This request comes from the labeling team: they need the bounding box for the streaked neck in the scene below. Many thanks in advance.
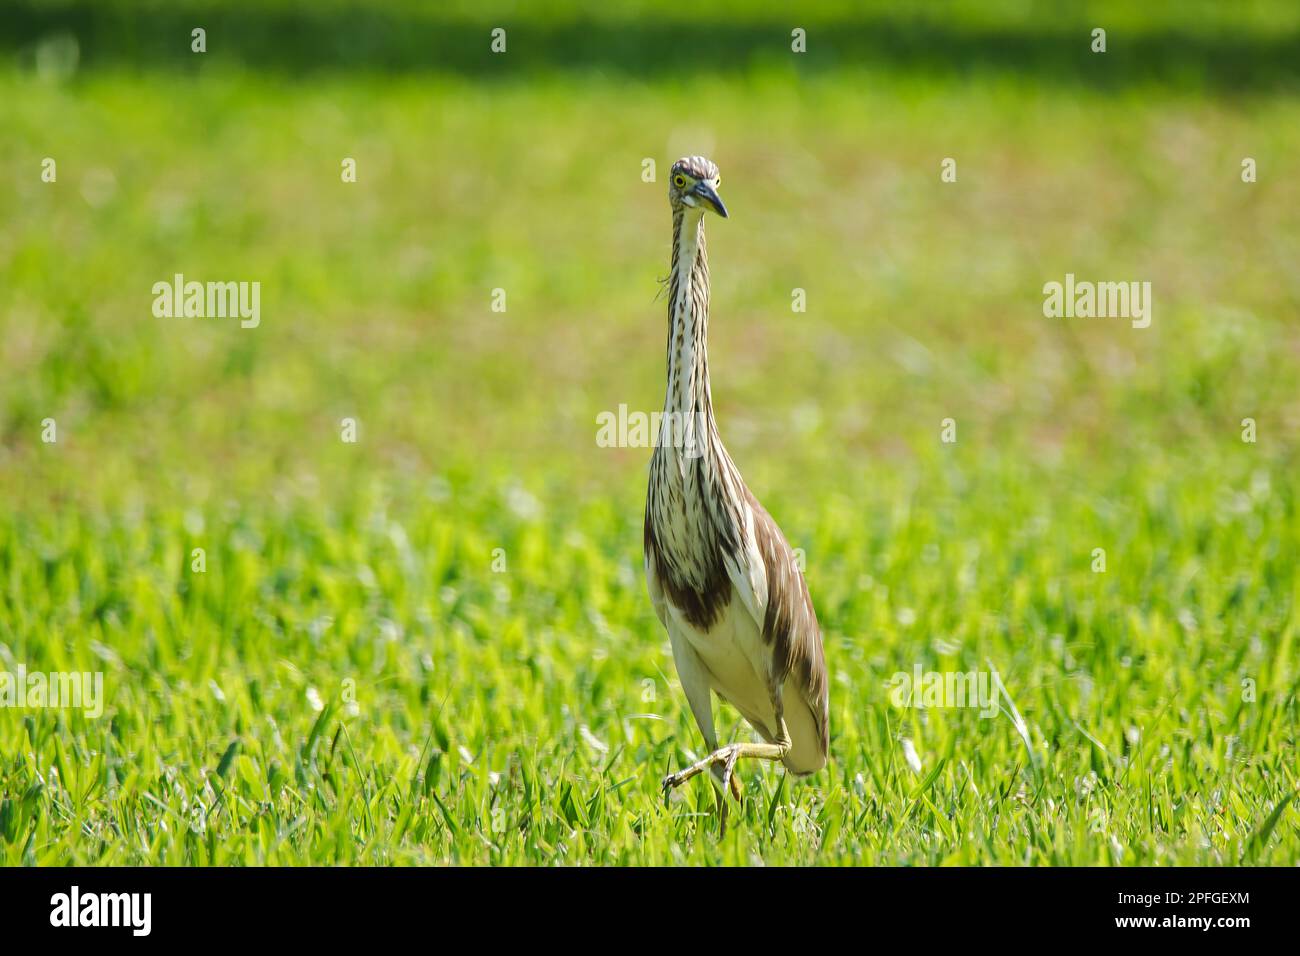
[663,208,714,437]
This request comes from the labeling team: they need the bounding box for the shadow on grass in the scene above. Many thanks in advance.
[2,0,1299,92]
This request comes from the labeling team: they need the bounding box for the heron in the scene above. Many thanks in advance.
[645,156,829,830]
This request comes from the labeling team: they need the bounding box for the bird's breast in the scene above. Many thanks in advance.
[646,449,740,632]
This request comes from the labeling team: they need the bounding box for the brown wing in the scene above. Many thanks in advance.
[744,487,830,764]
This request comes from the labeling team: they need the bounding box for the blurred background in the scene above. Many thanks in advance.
[0,1,1297,864]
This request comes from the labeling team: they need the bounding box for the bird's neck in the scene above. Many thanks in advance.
[662,208,716,453]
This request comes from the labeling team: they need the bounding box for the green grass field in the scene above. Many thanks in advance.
[1,0,1298,865]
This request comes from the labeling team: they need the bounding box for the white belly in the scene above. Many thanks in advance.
[667,595,776,738]
[664,593,827,775]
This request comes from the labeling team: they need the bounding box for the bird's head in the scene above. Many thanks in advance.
[669,156,727,219]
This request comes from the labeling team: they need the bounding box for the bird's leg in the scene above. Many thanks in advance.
[662,717,792,797]
[661,755,745,837]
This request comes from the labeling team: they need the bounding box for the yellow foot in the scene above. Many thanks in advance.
[662,743,745,799]
[728,772,744,802]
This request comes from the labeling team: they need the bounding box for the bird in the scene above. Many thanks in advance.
[644,156,829,829]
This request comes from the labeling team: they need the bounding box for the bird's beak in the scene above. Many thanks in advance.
[692,181,728,218]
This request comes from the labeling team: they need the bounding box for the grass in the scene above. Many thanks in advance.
[1,1,1298,865]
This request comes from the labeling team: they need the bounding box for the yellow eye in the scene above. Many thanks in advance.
[673,175,686,187]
